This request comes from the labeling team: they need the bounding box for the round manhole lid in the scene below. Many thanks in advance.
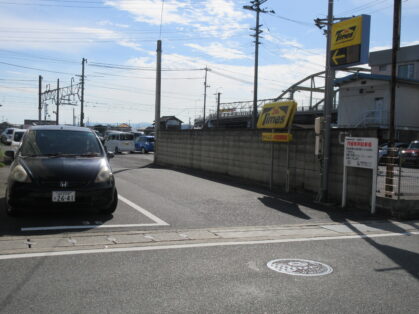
[267,259,333,276]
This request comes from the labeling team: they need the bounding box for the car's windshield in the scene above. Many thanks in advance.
[20,130,103,157]
[408,142,419,149]
[13,131,25,142]
[120,133,134,140]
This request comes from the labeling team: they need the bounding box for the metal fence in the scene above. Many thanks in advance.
[376,148,419,200]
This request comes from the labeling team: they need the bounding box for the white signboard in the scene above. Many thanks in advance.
[344,137,378,169]
[342,137,378,214]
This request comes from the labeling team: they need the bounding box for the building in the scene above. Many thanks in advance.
[160,116,183,130]
[336,45,419,130]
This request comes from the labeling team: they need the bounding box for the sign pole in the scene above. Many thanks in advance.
[341,165,347,208]
[371,167,377,214]
[269,129,274,191]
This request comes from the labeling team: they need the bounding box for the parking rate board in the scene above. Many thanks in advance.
[344,137,378,169]
[330,15,371,68]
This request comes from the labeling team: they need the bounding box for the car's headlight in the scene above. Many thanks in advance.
[95,165,113,183]
[11,165,31,183]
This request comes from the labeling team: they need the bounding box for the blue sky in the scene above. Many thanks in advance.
[0,0,418,126]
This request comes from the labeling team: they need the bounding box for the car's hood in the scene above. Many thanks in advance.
[20,157,105,182]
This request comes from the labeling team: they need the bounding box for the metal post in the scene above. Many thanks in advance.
[320,0,335,202]
[80,58,86,127]
[38,75,42,123]
[269,129,274,191]
[385,0,401,197]
[56,79,60,125]
[216,92,221,128]
[155,40,162,161]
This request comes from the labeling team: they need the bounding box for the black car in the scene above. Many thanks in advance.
[4,125,117,216]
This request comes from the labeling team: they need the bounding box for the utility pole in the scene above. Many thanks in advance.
[317,0,335,202]
[385,0,402,197]
[38,75,42,123]
[73,108,76,126]
[203,66,210,128]
[389,0,401,146]
[216,92,221,128]
[80,58,86,127]
[244,0,274,128]
[56,79,60,125]
[155,40,162,159]
[44,102,48,121]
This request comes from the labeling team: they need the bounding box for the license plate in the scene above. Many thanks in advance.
[52,191,76,202]
[124,142,129,145]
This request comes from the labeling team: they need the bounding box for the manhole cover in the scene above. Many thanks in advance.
[267,259,333,276]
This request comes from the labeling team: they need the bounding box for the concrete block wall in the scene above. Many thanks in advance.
[156,128,379,207]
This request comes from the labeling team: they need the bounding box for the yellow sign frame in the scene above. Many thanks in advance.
[257,101,297,129]
[331,16,363,51]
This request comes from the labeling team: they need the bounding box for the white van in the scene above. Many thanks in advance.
[104,131,135,154]
[4,129,26,161]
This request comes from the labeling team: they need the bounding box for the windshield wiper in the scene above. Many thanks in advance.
[77,152,100,157]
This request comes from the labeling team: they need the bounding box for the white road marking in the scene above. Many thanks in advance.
[1,231,418,261]
[21,224,164,232]
[20,195,169,231]
[118,195,169,226]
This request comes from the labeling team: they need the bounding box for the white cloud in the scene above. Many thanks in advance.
[104,0,250,39]
[0,14,142,52]
[185,42,250,60]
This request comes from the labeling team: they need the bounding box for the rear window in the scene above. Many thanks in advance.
[147,138,155,143]
[13,131,25,142]
[20,130,103,156]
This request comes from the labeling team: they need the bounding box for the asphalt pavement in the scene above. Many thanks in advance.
[0,152,418,313]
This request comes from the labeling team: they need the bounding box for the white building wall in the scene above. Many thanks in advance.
[337,79,419,129]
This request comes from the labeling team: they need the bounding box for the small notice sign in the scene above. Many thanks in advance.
[262,132,292,143]
[344,137,378,169]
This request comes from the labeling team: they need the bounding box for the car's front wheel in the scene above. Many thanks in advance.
[141,147,147,154]
[100,190,118,214]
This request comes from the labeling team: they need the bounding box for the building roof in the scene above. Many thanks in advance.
[160,116,183,123]
[335,73,419,86]
[369,44,419,66]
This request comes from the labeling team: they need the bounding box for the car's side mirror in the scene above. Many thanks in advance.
[5,150,14,160]
[107,152,114,159]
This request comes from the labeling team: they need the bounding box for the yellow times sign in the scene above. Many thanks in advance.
[257,101,297,129]
[262,133,292,143]
[331,16,363,51]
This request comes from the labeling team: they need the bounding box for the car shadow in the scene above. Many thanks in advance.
[0,197,114,236]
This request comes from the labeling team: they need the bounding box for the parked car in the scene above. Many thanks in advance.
[135,135,155,153]
[4,125,117,216]
[400,140,419,168]
[1,127,16,145]
[104,131,135,154]
[94,130,105,144]
[3,129,26,162]
[378,142,409,164]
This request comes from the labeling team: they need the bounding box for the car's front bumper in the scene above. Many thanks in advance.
[7,182,116,210]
